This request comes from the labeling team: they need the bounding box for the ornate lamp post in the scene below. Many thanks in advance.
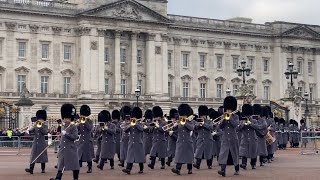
[135,88,141,107]
[284,62,298,87]
[226,88,231,97]
[237,59,251,85]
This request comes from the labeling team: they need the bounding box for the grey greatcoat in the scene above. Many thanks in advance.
[114,122,121,156]
[120,125,129,161]
[266,117,276,154]
[124,122,145,163]
[292,125,300,144]
[77,120,94,162]
[239,119,258,159]
[282,126,289,146]
[143,120,153,155]
[173,121,195,164]
[150,121,167,158]
[29,124,49,164]
[277,124,284,146]
[194,119,214,160]
[93,126,102,158]
[100,123,116,159]
[167,130,178,158]
[300,125,308,145]
[253,117,268,156]
[57,123,80,171]
[212,124,222,157]
[218,114,240,166]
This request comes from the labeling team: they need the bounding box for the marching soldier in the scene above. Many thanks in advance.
[193,105,214,169]
[97,110,116,170]
[92,122,102,164]
[54,119,62,153]
[281,118,289,149]
[166,108,178,166]
[119,106,131,167]
[254,105,268,167]
[265,106,276,162]
[292,120,300,147]
[218,96,240,177]
[112,110,121,161]
[143,109,153,157]
[171,104,195,175]
[239,104,258,170]
[77,105,94,173]
[149,106,167,169]
[210,110,222,161]
[50,104,80,180]
[122,107,145,174]
[289,119,295,148]
[25,110,48,174]
[300,119,308,148]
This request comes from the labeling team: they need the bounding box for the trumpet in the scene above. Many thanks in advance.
[180,115,195,125]
[162,121,177,131]
[244,117,251,126]
[99,122,108,130]
[36,120,43,128]
[196,118,205,126]
[211,109,239,125]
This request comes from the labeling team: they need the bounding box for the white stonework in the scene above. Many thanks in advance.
[0,0,319,126]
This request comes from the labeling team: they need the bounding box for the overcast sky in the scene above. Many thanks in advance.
[167,0,319,25]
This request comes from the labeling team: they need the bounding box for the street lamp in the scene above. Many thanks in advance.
[237,59,251,85]
[135,88,141,107]
[226,88,231,97]
[284,62,298,87]
[304,92,310,127]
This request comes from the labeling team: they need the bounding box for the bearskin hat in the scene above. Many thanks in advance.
[300,119,305,124]
[112,110,120,120]
[36,110,47,121]
[120,106,132,119]
[274,117,279,123]
[198,105,209,117]
[152,106,163,118]
[241,104,253,117]
[98,110,111,123]
[289,119,296,124]
[61,104,76,121]
[178,104,192,117]
[208,108,214,116]
[280,118,286,125]
[169,108,178,119]
[253,104,262,116]
[144,109,153,120]
[261,106,269,117]
[80,105,91,116]
[132,107,143,119]
[209,110,220,120]
[223,96,237,111]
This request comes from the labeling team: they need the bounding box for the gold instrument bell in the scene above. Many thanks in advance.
[130,118,137,126]
[80,116,86,124]
[36,120,43,128]
[180,115,195,125]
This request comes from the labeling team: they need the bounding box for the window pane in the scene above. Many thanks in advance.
[308,62,313,74]
[120,48,126,63]
[40,76,49,93]
[104,48,109,63]
[233,84,238,96]
[182,54,189,68]
[64,77,71,94]
[297,61,303,74]
[217,84,222,98]
[105,79,109,94]
[183,82,189,97]
[168,82,172,97]
[263,59,269,72]
[310,87,313,101]
[216,55,223,69]
[168,52,172,68]
[137,50,142,64]
[17,75,26,93]
[200,83,206,98]
[248,57,255,70]
[121,79,126,95]
[137,80,142,94]
[64,45,71,60]
[200,55,205,68]
[263,86,270,100]
[42,44,49,59]
[232,56,239,70]
[18,42,26,58]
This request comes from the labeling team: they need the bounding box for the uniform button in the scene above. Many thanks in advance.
[64,141,65,142]
[228,133,230,135]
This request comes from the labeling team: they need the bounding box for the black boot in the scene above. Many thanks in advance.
[25,163,35,174]
[79,160,82,168]
[193,158,201,169]
[93,156,99,163]
[109,159,114,169]
[139,163,144,174]
[234,165,240,175]
[218,164,226,177]
[166,157,172,166]
[73,170,79,180]
[87,161,92,173]
[122,169,131,175]
[41,163,46,173]
[171,168,181,175]
[97,158,105,170]
[148,156,155,169]
[50,170,62,180]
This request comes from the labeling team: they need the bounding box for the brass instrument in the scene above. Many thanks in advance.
[196,118,204,126]
[180,115,195,125]
[130,118,137,126]
[211,110,239,125]
[244,117,251,126]
[36,120,43,128]
[162,121,176,131]
[266,125,276,145]
[80,116,86,124]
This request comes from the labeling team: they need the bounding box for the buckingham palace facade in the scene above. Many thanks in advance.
[0,0,320,124]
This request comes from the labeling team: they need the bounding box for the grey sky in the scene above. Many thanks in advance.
[167,0,319,25]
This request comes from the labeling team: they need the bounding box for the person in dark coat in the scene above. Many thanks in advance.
[143,109,153,156]
[119,106,131,167]
[112,110,121,161]
[77,105,94,173]
[218,96,240,177]
[122,107,145,174]
[300,119,308,148]
[210,110,222,161]
[265,106,276,162]
[193,105,214,169]
[254,105,268,167]
[92,123,102,164]
[239,104,258,170]
[50,104,79,180]
[289,119,295,148]
[171,104,195,175]
[166,108,178,166]
[277,118,285,149]
[281,118,289,149]
[148,106,167,169]
[97,110,116,170]
[25,110,48,174]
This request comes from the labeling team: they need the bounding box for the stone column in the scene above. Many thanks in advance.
[51,26,62,94]
[97,29,106,93]
[173,37,181,96]
[161,34,169,96]
[146,33,156,95]
[114,31,121,94]
[29,25,39,93]
[303,48,310,93]
[131,32,138,94]
[4,22,16,92]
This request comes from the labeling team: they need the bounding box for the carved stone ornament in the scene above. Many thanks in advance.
[91,41,98,50]
[198,76,209,82]
[161,34,169,42]
[147,33,156,41]
[173,37,182,45]
[29,25,39,33]
[224,41,231,49]
[155,46,161,54]
[5,22,16,31]
[231,77,241,83]
[97,29,106,37]
[262,79,272,85]
[181,75,192,81]
[239,43,247,50]
[215,76,226,83]
[51,26,62,34]
[138,72,146,78]
[61,69,75,76]
[0,66,6,73]
[255,44,262,51]
[168,74,175,80]
[105,70,114,76]
[15,66,30,73]
[38,67,53,75]
[207,40,215,47]
[191,39,199,46]
[74,27,91,36]
[113,2,142,20]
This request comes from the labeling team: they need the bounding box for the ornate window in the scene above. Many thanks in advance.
[182,82,189,97]
[215,76,225,98]
[199,54,206,69]
[168,51,172,68]
[120,48,126,63]
[137,50,142,64]
[40,76,49,93]
[298,81,305,96]
[310,84,316,101]
[41,43,49,60]
[231,77,241,96]
[121,79,126,95]
[308,61,313,74]
[18,41,26,58]
[63,44,72,61]
[216,54,223,69]
[247,78,256,95]
[247,56,255,71]
[200,83,206,98]
[297,58,303,74]
[263,58,269,72]
[263,86,270,100]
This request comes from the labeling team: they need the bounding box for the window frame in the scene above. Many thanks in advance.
[120,48,126,64]
[137,49,142,64]
[120,79,126,95]
[18,41,27,59]
[182,82,189,97]
[168,82,172,97]
[104,47,109,63]
[104,78,109,94]
[263,58,269,73]
[168,51,172,68]
[63,77,71,95]
[200,83,206,98]
[17,75,26,93]
[182,53,189,68]
[232,56,239,70]
[216,55,223,70]
[308,61,313,74]
[297,60,303,74]
[41,43,50,60]
[40,76,49,94]
[263,86,270,100]
[216,84,223,98]
[199,54,206,69]
[63,44,72,61]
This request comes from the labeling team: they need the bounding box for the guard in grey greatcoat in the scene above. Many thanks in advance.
[265,106,276,163]
[289,119,295,148]
[143,109,153,156]
[166,108,178,166]
[77,105,94,173]
[193,105,214,169]
[292,121,300,147]
[300,119,308,148]
[112,110,121,161]
[93,124,102,163]
[25,110,48,174]
[253,105,268,167]
[281,118,289,149]
[97,110,116,170]
[50,104,80,180]
[122,107,145,175]
[148,106,167,169]
[277,118,284,149]
[218,96,240,177]
[171,104,195,175]
[239,104,258,170]
[119,106,131,167]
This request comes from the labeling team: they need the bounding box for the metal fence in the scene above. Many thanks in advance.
[301,131,320,155]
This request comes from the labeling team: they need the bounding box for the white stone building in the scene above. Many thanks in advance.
[0,0,319,127]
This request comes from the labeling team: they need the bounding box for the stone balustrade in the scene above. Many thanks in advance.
[0,0,78,10]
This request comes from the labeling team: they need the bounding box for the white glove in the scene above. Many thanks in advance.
[48,133,52,138]
[155,123,160,128]
[61,130,66,136]
[169,131,174,136]
[211,131,217,136]
[190,131,193,137]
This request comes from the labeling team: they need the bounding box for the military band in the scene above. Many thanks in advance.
[23,95,307,179]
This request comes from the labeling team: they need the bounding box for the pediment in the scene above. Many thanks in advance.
[215,76,226,82]
[79,0,170,24]
[231,77,241,83]
[181,75,192,81]
[281,25,320,39]
[61,69,75,76]
[262,79,272,85]
[198,76,209,82]
[15,66,29,73]
[38,67,52,75]
[247,78,257,84]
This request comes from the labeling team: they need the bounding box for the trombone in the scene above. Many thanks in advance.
[162,115,195,131]
[211,109,239,125]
